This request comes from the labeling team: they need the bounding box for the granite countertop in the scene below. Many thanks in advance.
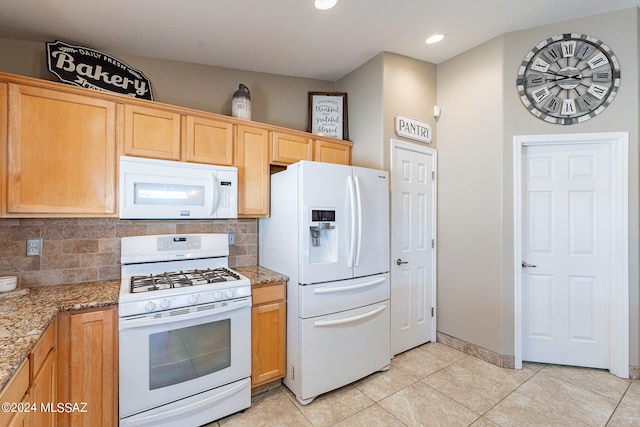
[0,266,286,393]
[235,265,288,287]
[0,281,119,391]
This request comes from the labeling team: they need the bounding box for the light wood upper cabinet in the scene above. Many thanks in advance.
[271,131,313,166]
[4,83,117,217]
[124,105,234,165]
[314,138,352,165]
[183,115,234,165]
[235,125,270,217]
[123,104,181,160]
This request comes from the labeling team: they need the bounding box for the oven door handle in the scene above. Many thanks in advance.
[119,297,251,331]
[314,304,386,327]
[313,277,386,294]
[120,379,248,426]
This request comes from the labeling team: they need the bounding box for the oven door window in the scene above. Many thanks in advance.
[148,319,230,390]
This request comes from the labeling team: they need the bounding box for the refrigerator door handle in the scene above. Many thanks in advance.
[347,175,356,268]
[354,176,363,267]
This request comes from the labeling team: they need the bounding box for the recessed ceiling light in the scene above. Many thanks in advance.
[426,34,444,44]
[315,0,338,10]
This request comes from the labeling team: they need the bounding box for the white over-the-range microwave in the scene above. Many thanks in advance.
[119,156,238,219]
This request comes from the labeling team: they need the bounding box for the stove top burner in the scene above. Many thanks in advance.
[130,267,241,293]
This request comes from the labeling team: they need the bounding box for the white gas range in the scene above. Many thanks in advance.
[118,233,252,427]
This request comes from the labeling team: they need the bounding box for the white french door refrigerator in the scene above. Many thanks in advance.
[259,161,390,405]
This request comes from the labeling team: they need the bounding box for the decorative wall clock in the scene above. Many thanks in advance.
[516,33,620,124]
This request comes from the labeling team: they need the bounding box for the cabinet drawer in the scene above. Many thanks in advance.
[31,321,55,380]
[252,283,286,305]
[0,359,29,427]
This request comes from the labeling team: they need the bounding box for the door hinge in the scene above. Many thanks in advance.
[432,171,435,180]
[431,239,435,249]
[431,307,435,317]
[290,365,295,380]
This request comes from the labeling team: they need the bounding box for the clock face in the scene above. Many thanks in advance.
[516,34,621,125]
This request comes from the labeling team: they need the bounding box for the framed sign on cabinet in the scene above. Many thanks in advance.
[308,92,348,140]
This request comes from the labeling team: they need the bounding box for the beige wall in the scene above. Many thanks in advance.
[337,52,437,170]
[382,52,438,170]
[0,37,335,132]
[437,8,640,366]
[336,54,384,169]
[437,36,506,353]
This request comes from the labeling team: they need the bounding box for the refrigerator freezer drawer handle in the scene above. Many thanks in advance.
[347,175,356,267]
[313,305,386,327]
[354,176,363,267]
[313,277,386,294]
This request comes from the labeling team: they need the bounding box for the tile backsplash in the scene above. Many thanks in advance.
[0,218,257,287]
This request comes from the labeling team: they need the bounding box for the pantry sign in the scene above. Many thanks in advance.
[46,40,154,100]
[394,114,432,144]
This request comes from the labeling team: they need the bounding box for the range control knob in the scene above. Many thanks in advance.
[160,299,170,310]
[144,301,156,312]
[213,292,223,301]
[225,290,234,299]
[188,294,199,305]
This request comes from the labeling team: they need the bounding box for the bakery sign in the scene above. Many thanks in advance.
[394,114,432,143]
[46,40,153,100]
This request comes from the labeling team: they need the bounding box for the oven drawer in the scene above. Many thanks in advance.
[298,273,389,318]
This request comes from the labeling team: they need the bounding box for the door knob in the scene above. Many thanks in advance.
[396,259,408,266]
[521,261,537,268]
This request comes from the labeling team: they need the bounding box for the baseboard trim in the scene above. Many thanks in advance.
[436,332,515,369]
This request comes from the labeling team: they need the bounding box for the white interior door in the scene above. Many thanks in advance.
[390,140,436,356]
[522,142,612,368]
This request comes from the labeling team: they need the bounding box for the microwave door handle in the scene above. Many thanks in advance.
[210,173,221,216]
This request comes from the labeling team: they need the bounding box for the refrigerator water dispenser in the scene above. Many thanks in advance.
[309,209,337,264]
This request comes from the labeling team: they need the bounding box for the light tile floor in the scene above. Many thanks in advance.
[207,342,640,426]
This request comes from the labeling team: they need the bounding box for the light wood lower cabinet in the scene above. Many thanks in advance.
[57,306,118,427]
[29,321,56,427]
[0,360,30,427]
[4,83,117,217]
[251,282,286,388]
[0,320,56,427]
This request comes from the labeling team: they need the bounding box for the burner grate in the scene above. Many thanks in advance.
[130,267,241,293]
